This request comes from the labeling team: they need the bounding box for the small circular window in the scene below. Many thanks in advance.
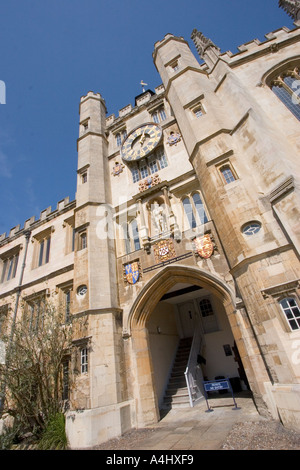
[77,285,87,297]
[242,222,261,236]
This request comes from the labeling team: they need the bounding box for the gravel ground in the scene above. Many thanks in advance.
[92,420,300,451]
[221,420,300,450]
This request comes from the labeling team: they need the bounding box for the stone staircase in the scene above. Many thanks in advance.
[161,337,193,409]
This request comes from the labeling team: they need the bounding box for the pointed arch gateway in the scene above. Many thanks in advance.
[124,264,242,427]
[124,265,236,334]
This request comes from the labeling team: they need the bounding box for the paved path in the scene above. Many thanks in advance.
[133,392,263,451]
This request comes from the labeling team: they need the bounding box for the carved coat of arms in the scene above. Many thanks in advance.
[112,161,124,176]
[124,262,140,285]
[154,239,176,263]
[194,234,214,259]
[138,174,161,192]
[167,132,181,146]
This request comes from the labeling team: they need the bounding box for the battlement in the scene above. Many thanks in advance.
[0,196,76,245]
[219,25,300,62]
[105,84,165,128]
[153,33,187,53]
[80,91,103,102]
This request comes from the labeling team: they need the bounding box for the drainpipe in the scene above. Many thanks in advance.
[0,230,31,411]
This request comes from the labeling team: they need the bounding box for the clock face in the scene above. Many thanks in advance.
[121,123,162,162]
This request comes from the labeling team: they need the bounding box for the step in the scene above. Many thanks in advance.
[175,348,191,356]
[172,363,188,371]
[170,370,186,377]
[163,395,190,406]
[165,387,189,398]
[173,358,189,365]
[161,337,193,411]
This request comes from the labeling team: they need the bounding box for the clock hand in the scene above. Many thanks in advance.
[139,128,146,146]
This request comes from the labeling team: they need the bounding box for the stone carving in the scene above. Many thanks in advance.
[124,261,140,285]
[153,238,176,263]
[194,233,214,259]
[112,161,124,176]
[152,201,167,234]
[167,131,181,146]
[279,0,300,21]
[138,174,161,192]
[191,29,220,58]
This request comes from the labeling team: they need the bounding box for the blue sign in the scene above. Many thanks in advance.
[204,380,230,392]
[202,377,240,412]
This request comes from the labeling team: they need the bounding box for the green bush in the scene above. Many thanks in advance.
[38,413,68,450]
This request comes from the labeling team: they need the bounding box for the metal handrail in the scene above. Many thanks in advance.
[184,322,204,407]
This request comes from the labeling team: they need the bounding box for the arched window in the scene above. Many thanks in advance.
[152,107,166,123]
[130,219,141,251]
[115,129,127,147]
[270,67,300,121]
[279,297,300,331]
[183,197,197,229]
[182,193,208,229]
[122,223,131,254]
[192,193,208,224]
[79,232,87,251]
[220,165,236,184]
[122,220,141,254]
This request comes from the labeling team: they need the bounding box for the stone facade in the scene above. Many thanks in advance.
[0,5,300,449]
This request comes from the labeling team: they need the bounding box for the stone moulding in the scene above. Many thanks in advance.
[261,279,300,299]
[269,176,295,204]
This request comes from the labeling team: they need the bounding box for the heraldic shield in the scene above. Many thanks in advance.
[125,262,139,285]
[194,234,214,259]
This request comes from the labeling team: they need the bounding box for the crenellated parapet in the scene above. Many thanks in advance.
[0,196,75,245]
[105,84,165,128]
[80,91,104,104]
[217,25,300,64]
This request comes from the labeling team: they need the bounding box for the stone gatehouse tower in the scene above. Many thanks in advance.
[0,2,300,448]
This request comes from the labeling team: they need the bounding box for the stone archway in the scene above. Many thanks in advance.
[124,265,236,335]
[124,264,241,427]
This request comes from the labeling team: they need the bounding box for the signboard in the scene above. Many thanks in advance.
[202,378,240,412]
[204,380,230,392]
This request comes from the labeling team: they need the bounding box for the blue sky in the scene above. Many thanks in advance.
[0,0,294,235]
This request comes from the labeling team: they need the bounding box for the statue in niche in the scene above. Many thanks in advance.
[151,200,167,235]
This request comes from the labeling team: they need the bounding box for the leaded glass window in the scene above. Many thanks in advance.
[279,297,300,331]
[271,68,300,121]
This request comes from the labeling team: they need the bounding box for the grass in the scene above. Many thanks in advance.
[38,413,68,450]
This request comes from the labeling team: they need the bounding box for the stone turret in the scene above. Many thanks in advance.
[191,29,221,70]
[66,91,126,446]
[279,0,300,25]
